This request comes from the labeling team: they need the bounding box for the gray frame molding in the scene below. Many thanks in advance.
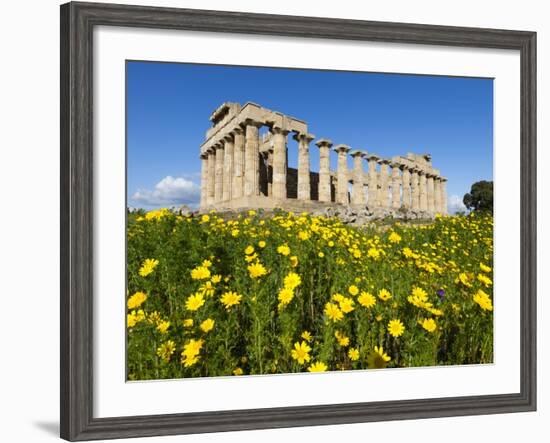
[60,2,536,441]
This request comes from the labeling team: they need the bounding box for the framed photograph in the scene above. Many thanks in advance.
[60,1,536,440]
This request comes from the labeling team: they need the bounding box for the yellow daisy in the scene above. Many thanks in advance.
[248,262,268,278]
[127,291,147,309]
[378,289,392,302]
[421,318,437,333]
[388,319,405,337]
[200,318,215,333]
[291,341,311,364]
[308,362,328,372]
[139,258,159,277]
[348,348,360,361]
[185,293,205,311]
[358,291,376,308]
[220,291,242,310]
[324,302,343,322]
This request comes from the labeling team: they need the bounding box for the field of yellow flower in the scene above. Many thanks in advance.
[127,209,493,380]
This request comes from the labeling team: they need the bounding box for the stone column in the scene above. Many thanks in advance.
[378,159,390,208]
[366,154,380,208]
[232,127,245,200]
[244,120,261,197]
[426,173,435,214]
[334,144,351,205]
[391,162,401,209]
[222,135,234,202]
[200,152,208,208]
[434,177,441,214]
[214,142,225,203]
[206,148,216,206]
[419,170,428,211]
[295,132,315,201]
[350,150,365,205]
[401,165,411,210]
[410,168,420,211]
[271,125,289,200]
[315,139,333,202]
[441,178,448,214]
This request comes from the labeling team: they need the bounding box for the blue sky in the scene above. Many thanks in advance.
[127,61,493,213]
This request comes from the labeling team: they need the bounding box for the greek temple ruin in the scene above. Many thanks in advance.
[199,102,447,217]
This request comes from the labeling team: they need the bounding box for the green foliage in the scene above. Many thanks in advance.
[126,209,494,380]
[463,180,493,212]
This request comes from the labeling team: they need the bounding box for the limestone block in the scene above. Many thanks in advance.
[207,149,216,205]
[427,174,435,214]
[244,120,261,197]
[434,178,442,213]
[401,166,411,210]
[410,168,420,211]
[366,154,380,208]
[391,162,401,209]
[222,135,234,202]
[419,171,428,211]
[295,133,315,201]
[378,159,391,208]
[315,139,333,202]
[271,126,289,200]
[334,144,351,205]
[214,143,225,203]
[350,150,366,205]
[232,127,245,200]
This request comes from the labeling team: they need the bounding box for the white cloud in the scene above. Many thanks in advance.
[448,194,467,214]
[131,176,201,208]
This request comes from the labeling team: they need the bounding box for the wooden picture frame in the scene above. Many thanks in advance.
[60,1,536,440]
